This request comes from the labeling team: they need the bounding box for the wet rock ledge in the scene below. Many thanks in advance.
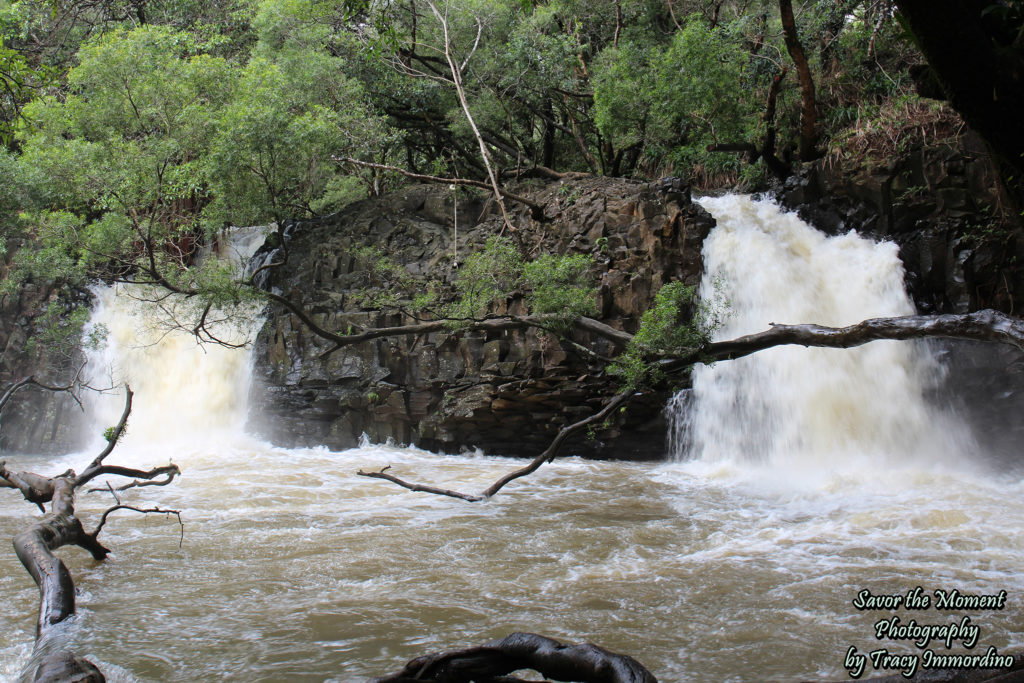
[248,177,713,459]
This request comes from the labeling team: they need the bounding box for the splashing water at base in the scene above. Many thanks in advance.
[84,286,259,448]
[677,196,978,488]
[0,204,1021,682]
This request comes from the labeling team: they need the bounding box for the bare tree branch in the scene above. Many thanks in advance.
[0,382,181,654]
[423,0,516,235]
[700,309,1024,363]
[0,364,91,414]
[333,156,545,219]
[82,464,180,491]
[91,504,183,546]
[357,390,635,501]
[82,386,133,472]
[356,465,484,502]
[0,377,38,414]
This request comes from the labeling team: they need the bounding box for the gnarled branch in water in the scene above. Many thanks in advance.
[371,632,657,683]
[0,385,183,682]
[357,309,1024,501]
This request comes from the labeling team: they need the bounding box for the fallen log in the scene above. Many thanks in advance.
[0,386,182,682]
[372,632,657,683]
[13,475,109,636]
[26,651,105,683]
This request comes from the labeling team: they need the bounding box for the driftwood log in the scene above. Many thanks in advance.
[25,651,105,683]
[372,632,657,683]
[0,386,182,682]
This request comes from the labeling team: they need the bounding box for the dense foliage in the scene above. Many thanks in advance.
[0,0,1012,384]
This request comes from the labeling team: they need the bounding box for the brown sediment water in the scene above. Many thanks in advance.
[0,201,1020,682]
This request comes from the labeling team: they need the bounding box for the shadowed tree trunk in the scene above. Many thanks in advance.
[372,632,657,683]
[778,0,820,161]
[13,475,109,635]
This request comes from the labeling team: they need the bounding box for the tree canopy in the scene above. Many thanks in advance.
[0,0,1019,380]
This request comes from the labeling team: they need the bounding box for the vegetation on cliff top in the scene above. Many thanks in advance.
[0,0,1019,424]
[3,0,1016,346]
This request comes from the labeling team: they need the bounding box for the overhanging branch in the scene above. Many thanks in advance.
[333,156,546,220]
[355,309,1024,502]
[701,309,1024,362]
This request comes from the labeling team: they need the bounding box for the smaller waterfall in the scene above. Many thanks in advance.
[82,227,268,451]
[676,195,975,477]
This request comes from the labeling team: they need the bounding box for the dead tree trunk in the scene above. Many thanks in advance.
[372,632,657,683]
[13,475,109,636]
[1,386,182,682]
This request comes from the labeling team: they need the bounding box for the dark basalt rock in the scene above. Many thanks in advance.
[779,132,1023,316]
[248,177,713,459]
[0,240,88,455]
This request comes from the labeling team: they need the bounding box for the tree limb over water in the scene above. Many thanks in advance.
[371,632,657,683]
[0,386,183,682]
[702,309,1024,361]
[357,309,1024,501]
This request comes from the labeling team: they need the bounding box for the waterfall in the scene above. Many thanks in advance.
[676,195,975,477]
[82,227,267,452]
[1,201,1022,683]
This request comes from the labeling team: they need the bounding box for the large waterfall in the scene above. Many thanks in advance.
[0,202,1021,682]
[677,195,976,482]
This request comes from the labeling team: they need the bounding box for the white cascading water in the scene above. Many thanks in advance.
[1,203,1023,683]
[84,228,268,451]
[677,195,975,483]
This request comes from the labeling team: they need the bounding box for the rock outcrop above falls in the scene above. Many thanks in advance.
[780,133,1024,315]
[248,177,712,459]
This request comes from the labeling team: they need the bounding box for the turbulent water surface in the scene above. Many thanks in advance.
[0,199,1021,682]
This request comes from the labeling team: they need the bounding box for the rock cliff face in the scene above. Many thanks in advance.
[780,132,1023,315]
[0,244,87,454]
[248,176,713,459]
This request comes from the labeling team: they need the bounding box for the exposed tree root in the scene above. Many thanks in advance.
[371,632,657,683]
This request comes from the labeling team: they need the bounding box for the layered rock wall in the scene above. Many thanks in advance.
[249,177,712,459]
[0,244,87,454]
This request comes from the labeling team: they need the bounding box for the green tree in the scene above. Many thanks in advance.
[593,16,756,176]
[18,26,232,285]
[203,49,388,228]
